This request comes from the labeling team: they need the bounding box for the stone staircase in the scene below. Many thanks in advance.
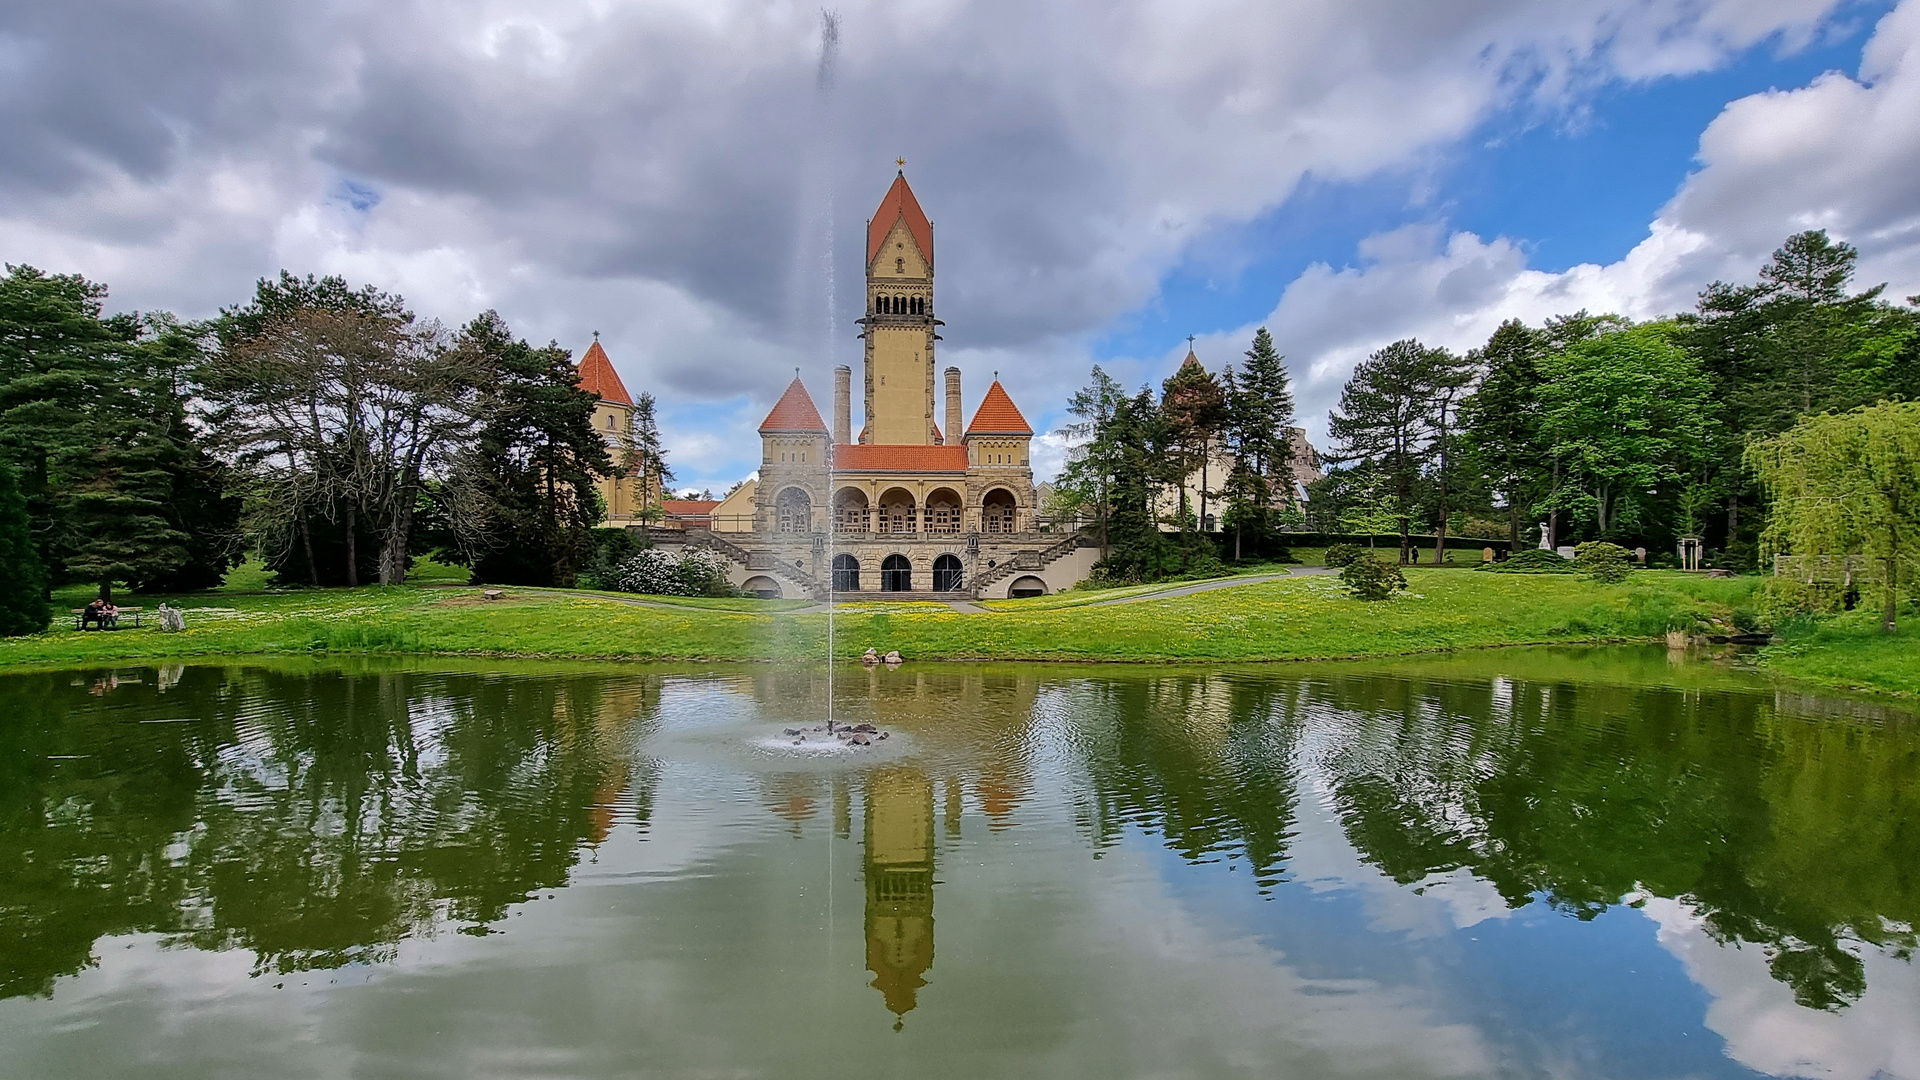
[972,532,1093,593]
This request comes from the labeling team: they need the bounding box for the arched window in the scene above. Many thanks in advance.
[911,297,922,315]
[878,488,916,534]
[983,489,1017,534]
[896,257,905,273]
[925,489,960,533]
[932,553,963,592]
[881,554,913,592]
[832,553,860,592]
[834,488,869,532]
[776,487,811,533]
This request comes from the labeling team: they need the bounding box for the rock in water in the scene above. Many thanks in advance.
[849,733,871,746]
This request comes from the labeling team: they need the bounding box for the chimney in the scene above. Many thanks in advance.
[833,365,852,446]
[944,367,962,448]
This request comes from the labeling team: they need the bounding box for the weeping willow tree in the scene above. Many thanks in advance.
[1747,401,1920,633]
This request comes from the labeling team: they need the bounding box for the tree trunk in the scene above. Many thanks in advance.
[345,504,358,588]
[1508,495,1522,553]
[1887,517,1902,635]
[98,581,113,604]
[1726,492,1740,548]
[300,511,319,586]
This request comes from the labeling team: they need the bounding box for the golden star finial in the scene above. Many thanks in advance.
[896,157,906,171]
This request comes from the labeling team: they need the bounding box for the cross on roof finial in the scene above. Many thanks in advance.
[593,329,600,341]
[1187,334,1196,352]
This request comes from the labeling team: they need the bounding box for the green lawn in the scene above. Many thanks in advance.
[4,569,1778,671]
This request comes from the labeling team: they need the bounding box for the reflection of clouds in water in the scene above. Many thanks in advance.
[1058,844,1494,1077]
[1644,896,1920,1080]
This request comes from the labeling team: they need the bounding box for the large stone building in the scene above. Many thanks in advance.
[662,169,1097,600]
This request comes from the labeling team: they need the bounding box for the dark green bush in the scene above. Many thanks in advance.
[1340,553,1407,601]
[1324,543,1365,569]
[1574,541,1633,584]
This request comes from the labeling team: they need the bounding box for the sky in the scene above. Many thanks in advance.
[5,0,1920,493]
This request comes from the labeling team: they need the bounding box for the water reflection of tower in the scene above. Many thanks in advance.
[863,768,935,1026]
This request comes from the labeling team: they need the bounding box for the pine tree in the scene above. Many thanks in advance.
[626,392,674,526]
[452,312,612,587]
[1056,365,1127,558]
[1328,339,1446,564]
[1221,327,1296,558]
[1159,351,1227,540]
[1460,320,1546,551]
[0,463,48,635]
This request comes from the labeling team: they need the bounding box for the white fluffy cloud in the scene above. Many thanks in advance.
[0,0,1881,484]
[1223,1,1920,450]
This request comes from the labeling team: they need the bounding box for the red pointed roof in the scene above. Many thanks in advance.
[576,340,632,406]
[965,380,1032,435]
[867,172,933,269]
[759,378,828,433]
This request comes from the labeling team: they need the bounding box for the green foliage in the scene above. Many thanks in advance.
[450,311,611,587]
[0,464,48,635]
[1748,401,1920,633]
[1574,541,1633,584]
[1340,553,1406,601]
[1539,322,1714,539]
[0,265,232,597]
[577,527,647,590]
[1328,339,1461,561]
[1460,320,1547,550]
[1479,548,1576,574]
[1324,543,1364,569]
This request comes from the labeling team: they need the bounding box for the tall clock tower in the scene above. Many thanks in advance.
[859,166,942,445]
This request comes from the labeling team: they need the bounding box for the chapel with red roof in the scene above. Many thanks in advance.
[695,169,1094,599]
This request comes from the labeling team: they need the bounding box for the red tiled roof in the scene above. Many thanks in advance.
[833,444,969,472]
[759,378,828,432]
[965,380,1032,435]
[576,340,632,406]
[661,499,720,516]
[867,172,933,269]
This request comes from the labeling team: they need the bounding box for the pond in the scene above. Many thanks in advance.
[1,649,1917,1079]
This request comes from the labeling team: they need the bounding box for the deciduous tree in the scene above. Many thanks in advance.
[1748,401,1920,633]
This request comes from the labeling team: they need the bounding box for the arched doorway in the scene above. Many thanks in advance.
[776,487,812,533]
[834,488,870,533]
[742,575,782,599]
[932,553,964,592]
[925,487,961,534]
[983,488,1017,534]
[832,553,861,592]
[1008,575,1047,598]
[881,554,913,592]
[878,488,916,534]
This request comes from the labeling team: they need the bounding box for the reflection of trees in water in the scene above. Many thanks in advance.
[1305,673,1920,1011]
[0,666,658,999]
[1066,674,1305,890]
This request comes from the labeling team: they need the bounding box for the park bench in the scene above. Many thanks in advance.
[70,606,144,631]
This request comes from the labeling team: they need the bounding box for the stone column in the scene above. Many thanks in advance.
[944,367,962,448]
[833,365,852,446]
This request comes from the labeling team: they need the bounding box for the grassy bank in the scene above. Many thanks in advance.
[2,569,1768,670]
[1756,609,1920,698]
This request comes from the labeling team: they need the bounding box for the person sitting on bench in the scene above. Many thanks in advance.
[81,598,106,630]
[100,600,119,629]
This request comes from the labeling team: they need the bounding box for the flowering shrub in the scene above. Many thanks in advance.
[613,547,738,597]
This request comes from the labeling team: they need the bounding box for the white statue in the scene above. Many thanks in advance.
[1538,523,1553,551]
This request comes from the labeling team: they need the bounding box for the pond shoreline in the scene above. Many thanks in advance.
[4,570,1911,697]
